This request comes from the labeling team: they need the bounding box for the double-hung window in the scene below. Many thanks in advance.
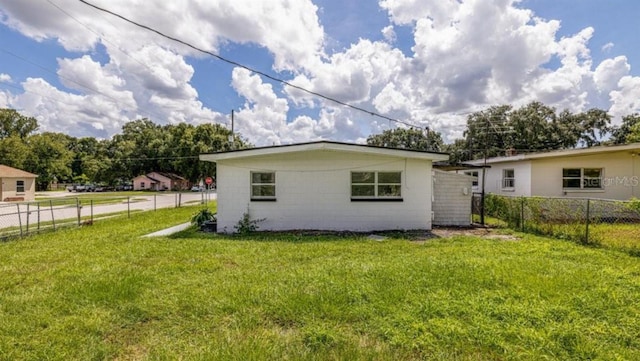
[251,172,276,201]
[16,180,25,193]
[563,168,603,189]
[351,171,402,201]
[502,169,515,189]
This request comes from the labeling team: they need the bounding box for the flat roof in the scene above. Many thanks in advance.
[200,141,450,162]
[467,142,640,165]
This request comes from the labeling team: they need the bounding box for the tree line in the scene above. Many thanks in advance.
[2,102,639,190]
[367,101,640,162]
[0,109,249,191]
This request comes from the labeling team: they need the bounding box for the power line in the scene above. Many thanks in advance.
[78,0,423,129]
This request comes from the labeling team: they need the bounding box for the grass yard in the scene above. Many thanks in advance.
[1,207,639,360]
[34,193,149,206]
[590,223,640,254]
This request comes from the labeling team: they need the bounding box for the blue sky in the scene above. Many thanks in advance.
[1,0,639,145]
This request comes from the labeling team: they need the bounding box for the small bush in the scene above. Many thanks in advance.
[627,198,640,213]
[191,209,216,227]
[234,211,265,234]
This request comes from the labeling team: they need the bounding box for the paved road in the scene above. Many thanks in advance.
[0,191,216,231]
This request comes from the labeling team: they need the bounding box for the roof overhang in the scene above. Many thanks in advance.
[433,161,490,171]
[200,141,450,162]
[467,142,640,165]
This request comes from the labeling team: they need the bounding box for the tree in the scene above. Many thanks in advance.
[611,114,640,144]
[366,127,444,152]
[627,122,640,143]
[576,108,611,147]
[506,102,559,152]
[458,102,613,161]
[0,136,31,168]
[462,105,512,160]
[0,108,38,139]
[24,132,74,190]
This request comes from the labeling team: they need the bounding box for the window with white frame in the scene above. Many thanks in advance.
[502,169,515,189]
[563,168,603,189]
[16,180,25,193]
[251,172,276,200]
[465,171,479,187]
[351,171,402,200]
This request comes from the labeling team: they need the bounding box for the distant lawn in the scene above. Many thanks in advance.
[590,222,640,253]
[1,207,639,360]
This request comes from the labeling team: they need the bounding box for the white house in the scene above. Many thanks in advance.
[200,141,452,233]
[0,164,37,202]
[467,143,640,200]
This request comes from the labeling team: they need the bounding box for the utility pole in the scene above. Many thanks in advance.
[229,109,235,149]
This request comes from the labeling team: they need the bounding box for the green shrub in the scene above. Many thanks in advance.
[234,211,265,234]
[627,198,640,212]
[191,208,216,227]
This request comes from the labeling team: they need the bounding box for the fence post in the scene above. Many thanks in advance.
[76,198,81,226]
[178,193,182,208]
[17,204,23,237]
[480,192,485,225]
[585,198,590,243]
[127,196,131,218]
[50,200,56,230]
[26,203,30,234]
[521,197,525,232]
[37,202,41,230]
[90,200,94,223]
[154,194,157,211]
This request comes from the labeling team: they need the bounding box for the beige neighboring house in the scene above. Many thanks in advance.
[467,143,640,200]
[0,165,37,202]
[133,172,188,191]
[200,141,456,233]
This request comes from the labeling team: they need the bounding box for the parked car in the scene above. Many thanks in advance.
[190,185,204,192]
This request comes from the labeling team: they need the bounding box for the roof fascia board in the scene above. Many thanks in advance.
[468,142,640,164]
[200,142,449,162]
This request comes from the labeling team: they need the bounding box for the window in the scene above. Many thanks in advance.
[16,180,25,193]
[502,169,515,189]
[140,182,145,189]
[563,168,603,189]
[351,171,402,201]
[465,171,479,187]
[251,172,276,200]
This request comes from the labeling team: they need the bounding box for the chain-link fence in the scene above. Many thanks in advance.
[472,193,640,252]
[0,192,215,240]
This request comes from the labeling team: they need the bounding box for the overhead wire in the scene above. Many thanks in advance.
[78,0,424,129]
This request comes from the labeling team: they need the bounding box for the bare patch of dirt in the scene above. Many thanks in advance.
[409,226,520,244]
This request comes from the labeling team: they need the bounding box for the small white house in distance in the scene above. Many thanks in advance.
[199,141,452,233]
[467,143,640,200]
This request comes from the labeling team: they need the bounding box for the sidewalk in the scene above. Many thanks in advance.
[142,222,191,237]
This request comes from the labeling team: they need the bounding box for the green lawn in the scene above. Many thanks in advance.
[1,207,639,360]
[34,192,149,206]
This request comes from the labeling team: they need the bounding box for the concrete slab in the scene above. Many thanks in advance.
[142,222,191,237]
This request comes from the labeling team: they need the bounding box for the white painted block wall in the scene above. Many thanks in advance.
[215,150,434,232]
